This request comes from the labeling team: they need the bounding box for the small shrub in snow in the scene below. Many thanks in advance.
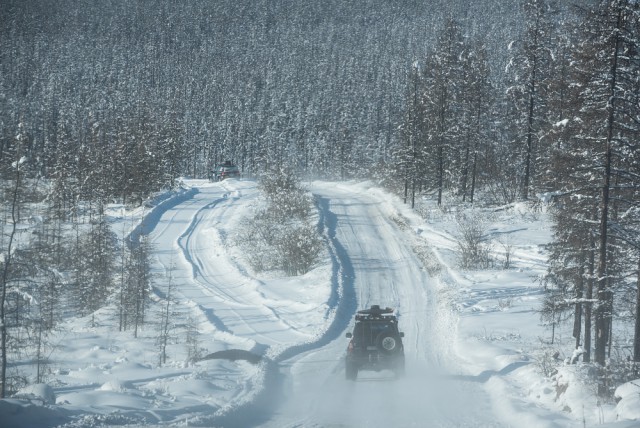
[185,314,205,363]
[273,222,325,275]
[498,298,513,310]
[235,169,323,276]
[411,242,442,276]
[535,348,561,378]
[600,360,640,399]
[455,211,492,269]
[390,214,409,230]
[499,238,513,270]
[13,383,56,404]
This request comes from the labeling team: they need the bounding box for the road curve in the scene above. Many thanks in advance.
[147,179,507,427]
[256,182,506,428]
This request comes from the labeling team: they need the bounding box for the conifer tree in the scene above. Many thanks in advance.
[400,61,424,207]
[546,0,640,374]
[420,18,466,205]
[75,210,116,322]
[505,0,556,200]
[0,123,27,398]
[459,42,495,203]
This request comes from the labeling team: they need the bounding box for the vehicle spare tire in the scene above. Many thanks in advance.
[375,330,400,354]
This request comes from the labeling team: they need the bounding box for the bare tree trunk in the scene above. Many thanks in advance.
[470,148,477,204]
[158,264,175,366]
[595,4,622,369]
[461,143,470,202]
[573,265,584,349]
[584,242,596,363]
[634,257,640,362]
[1,143,22,398]
[437,86,447,207]
[437,145,444,206]
[522,33,538,201]
[594,146,612,366]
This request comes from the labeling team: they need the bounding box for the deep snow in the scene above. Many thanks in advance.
[2,179,640,427]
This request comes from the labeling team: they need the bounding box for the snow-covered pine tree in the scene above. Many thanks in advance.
[126,236,153,338]
[75,210,116,322]
[546,1,640,376]
[505,0,557,201]
[459,41,495,203]
[400,61,424,207]
[575,0,638,370]
[156,263,179,366]
[0,123,28,398]
[420,17,466,206]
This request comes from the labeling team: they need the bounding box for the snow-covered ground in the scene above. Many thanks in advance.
[2,179,640,427]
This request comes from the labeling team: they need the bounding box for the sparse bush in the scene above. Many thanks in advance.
[412,242,443,276]
[185,314,205,363]
[484,171,520,205]
[600,359,640,399]
[455,211,492,269]
[499,238,513,269]
[498,298,512,310]
[236,169,323,276]
[274,222,325,275]
[535,348,561,378]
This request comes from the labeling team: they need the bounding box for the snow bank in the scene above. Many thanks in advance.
[13,383,56,404]
[0,399,68,428]
[616,380,640,422]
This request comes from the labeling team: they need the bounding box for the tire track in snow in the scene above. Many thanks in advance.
[174,188,305,348]
[127,187,198,250]
[176,197,227,281]
[179,183,428,427]
[142,186,235,339]
[275,196,358,361]
[170,188,274,348]
[253,184,436,428]
[208,195,358,427]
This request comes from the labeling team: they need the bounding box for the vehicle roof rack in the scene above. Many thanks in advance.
[355,305,396,321]
[357,305,394,315]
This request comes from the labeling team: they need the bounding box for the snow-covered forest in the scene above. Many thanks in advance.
[2,0,640,423]
[1,0,529,190]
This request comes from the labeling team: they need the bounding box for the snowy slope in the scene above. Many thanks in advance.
[2,179,639,427]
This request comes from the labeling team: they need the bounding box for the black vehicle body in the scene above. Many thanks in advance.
[345,305,405,380]
[213,161,240,181]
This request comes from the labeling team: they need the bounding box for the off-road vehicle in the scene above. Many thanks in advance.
[212,161,240,181]
[345,305,405,380]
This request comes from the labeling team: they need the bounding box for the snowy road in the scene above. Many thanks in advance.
[145,179,510,427]
[5,179,634,427]
[258,182,504,428]
[149,180,323,355]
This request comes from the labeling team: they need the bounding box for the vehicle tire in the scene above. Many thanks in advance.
[375,330,400,355]
[345,361,358,381]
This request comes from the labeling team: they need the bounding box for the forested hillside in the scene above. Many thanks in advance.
[1,0,528,192]
[2,0,640,402]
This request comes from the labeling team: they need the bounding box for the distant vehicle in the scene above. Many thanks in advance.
[213,161,240,181]
[345,305,405,380]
